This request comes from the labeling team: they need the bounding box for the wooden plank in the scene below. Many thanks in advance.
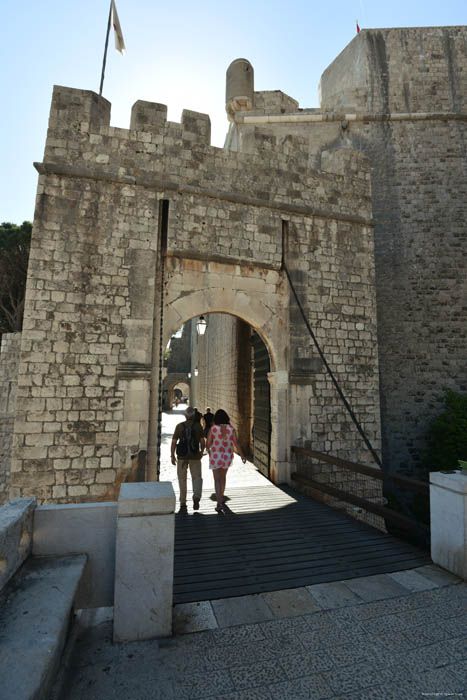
[173,484,431,603]
[174,555,431,599]
[292,447,429,494]
[174,531,418,559]
[172,553,430,603]
[175,536,426,570]
[291,473,430,534]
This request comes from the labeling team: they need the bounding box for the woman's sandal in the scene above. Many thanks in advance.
[215,504,223,512]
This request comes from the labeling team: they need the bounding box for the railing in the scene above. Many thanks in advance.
[291,446,430,537]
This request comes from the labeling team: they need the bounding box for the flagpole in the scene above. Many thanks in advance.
[99,1,112,96]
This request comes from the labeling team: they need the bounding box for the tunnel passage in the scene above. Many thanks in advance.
[167,313,273,479]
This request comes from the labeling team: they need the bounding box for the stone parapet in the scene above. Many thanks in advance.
[0,497,35,591]
[32,501,118,608]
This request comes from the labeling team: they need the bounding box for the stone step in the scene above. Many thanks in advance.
[0,554,87,700]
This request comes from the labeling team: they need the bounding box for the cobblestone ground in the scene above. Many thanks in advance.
[60,575,467,700]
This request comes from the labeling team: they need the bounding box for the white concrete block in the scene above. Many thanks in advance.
[113,482,175,641]
[117,482,175,516]
[430,470,467,581]
[33,502,118,608]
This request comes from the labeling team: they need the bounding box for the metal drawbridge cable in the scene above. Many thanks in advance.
[283,261,383,469]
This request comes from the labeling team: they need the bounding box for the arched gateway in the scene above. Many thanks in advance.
[7,61,381,503]
[163,270,287,482]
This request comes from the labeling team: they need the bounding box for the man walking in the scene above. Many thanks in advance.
[171,406,205,510]
[203,406,214,437]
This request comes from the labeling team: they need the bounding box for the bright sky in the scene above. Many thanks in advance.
[1,0,465,224]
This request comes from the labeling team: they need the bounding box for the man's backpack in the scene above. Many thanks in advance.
[176,423,199,457]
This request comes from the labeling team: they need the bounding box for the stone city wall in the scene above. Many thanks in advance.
[286,205,381,466]
[0,334,21,505]
[231,26,467,478]
[11,76,378,502]
[320,26,467,476]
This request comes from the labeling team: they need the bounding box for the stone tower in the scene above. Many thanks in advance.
[229,26,467,479]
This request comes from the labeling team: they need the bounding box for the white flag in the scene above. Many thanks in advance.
[111,0,126,55]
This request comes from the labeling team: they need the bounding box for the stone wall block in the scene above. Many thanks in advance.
[181,109,211,144]
[130,100,168,131]
[48,86,111,133]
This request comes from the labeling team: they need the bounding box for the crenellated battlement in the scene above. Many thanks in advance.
[42,86,371,225]
[48,86,111,132]
[47,86,211,146]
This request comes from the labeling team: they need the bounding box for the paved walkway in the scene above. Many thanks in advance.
[58,408,467,698]
[158,405,267,496]
[60,565,467,699]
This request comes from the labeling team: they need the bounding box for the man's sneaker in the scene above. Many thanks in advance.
[193,498,200,510]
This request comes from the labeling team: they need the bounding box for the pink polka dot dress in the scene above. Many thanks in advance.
[209,424,236,470]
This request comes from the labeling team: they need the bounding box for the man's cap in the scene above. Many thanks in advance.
[184,407,195,418]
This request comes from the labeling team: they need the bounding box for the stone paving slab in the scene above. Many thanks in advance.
[59,566,467,700]
[175,569,462,635]
[342,573,410,602]
[211,594,274,627]
[415,563,463,586]
[387,568,439,591]
[262,587,322,617]
[173,601,218,635]
[306,581,364,609]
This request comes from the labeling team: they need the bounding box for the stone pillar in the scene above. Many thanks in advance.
[113,482,175,642]
[430,470,467,581]
[268,370,290,484]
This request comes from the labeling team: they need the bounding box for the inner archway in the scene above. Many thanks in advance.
[170,382,190,407]
[165,312,273,478]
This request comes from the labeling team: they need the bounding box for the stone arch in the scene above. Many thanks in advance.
[164,283,286,376]
[170,380,190,406]
[163,272,290,483]
[161,374,190,409]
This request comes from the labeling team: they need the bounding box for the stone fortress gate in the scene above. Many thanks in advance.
[2,25,466,505]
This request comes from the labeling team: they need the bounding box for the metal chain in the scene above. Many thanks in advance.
[155,231,166,479]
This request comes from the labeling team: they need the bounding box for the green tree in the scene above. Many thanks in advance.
[421,388,467,473]
[0,221,32,333]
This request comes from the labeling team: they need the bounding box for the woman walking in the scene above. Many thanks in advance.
[206,409,246,512]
